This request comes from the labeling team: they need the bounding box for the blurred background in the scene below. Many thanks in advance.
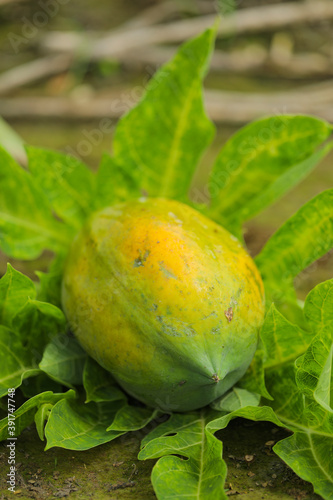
[0,0,332,296]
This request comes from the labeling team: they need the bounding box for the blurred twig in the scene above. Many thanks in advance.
[1,1,332,97]
[40,1,333,59]
[1,81,332,123]
[0,54,72,96]
[121,46,333,78]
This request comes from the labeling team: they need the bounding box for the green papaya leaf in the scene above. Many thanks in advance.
[0,116,26,165]
[265,363,333,500]
[304,278,333,334]
[261,305,314,369]
[83,357,126,403]
[27,147,95,229]
[12,299,66,355]
[96,27,216,206]
[255,189,333,301]
[239,306,313,402]
[0,326,40,398]
[39,335,87,387]
[233,142,333,226]
[0,263,36,328]
[35,253,66,308]
[237,348,272,400]
[44,398,126,451]
[140,406,283,500]
[207,115,332,232]
[0,389,75,442]
[95,153,139,210]
[107,404,158,432]
[0,146,73,259]
[139,412,227,500]
[296,331,333,412]
[210,387,260,411]
[20,373,62,398]
[35,403,54,440]
[274,428,333,500]
[296,280,333,411]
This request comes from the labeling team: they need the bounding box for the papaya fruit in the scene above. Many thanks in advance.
[62,198,265,411]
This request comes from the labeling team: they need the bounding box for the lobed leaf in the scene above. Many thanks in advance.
[237,347,272,400]
[35,253,66,308]
[139,412,227,500]
[210,387,260,412]
[0,116,26,165]
[0,146,73,259]
[35,403,54,440]
[39,335,87,387]
[0,263,36,328]
[265,363,333,500]
[44,398,126,451]
[83,357,126,403]
[296,332,333,412]
[140,406,284,500]
[0,389,75,442]
[12,299,66,355]
[107,404,158,432]
[95,27,216,206]
[207,115,332,233]
[255,189,333,302]
[296,280,333,412]
[20,373,62,399]
[304,278,333,335]
[0,326,40,398]
[261,305,314,369]
[27,147,95,229]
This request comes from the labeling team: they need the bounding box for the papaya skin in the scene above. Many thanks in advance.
[62,198,265,412]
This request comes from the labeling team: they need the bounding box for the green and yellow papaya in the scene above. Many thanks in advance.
[62,198,265,411]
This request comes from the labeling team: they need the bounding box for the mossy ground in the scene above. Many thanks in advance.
[0,419,320,499]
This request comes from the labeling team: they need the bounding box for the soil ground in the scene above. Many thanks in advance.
[0,418,321,499]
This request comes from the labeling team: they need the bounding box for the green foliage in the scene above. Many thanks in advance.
[206,115,332,234]
[0,25,333,500]
[35,253,66,308]
[0,264,36,327]
[0,146,73,259]
[83,357,126,403]
[0,265,66,396]
[266,364,333,499]
[44,398,126,451]
[39,335,87,387]
[139,406,283,500]
[0,326,40,397]
[256,189,333,304]
[259,290,333,499]
[27,147,95,229]
[210,387,260,411]
[0,390,75,441]
[95,27,216,206]
[107,404,158,432]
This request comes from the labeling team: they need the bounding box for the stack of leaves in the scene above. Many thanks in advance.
[0,26,332,499]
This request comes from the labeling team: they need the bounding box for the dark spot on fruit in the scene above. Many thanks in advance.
[212,373,220,383]
[224,307,233,323]
[179,380,187,386]
[133,249,150,267]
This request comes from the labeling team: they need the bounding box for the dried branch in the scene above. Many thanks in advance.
[0,54,72,96]
[40,1,333,60]
[120,46,333,78]
[1,81,332,124]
